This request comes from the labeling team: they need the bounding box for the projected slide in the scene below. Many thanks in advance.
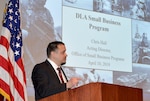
[62,6,132,72]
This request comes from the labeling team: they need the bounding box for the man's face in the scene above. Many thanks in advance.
[53,44,67,66]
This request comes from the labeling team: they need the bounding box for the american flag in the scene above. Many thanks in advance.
[0,0,28,101]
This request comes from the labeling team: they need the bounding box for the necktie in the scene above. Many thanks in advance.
[57,67,64,83]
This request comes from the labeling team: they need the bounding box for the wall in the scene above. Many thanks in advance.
[0,0,6,31]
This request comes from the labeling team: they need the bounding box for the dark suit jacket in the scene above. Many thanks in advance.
[31,60,68,100]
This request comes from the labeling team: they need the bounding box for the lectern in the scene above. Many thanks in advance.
[38,82,143,101]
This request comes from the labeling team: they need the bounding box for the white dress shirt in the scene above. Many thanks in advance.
[47,58,67,83]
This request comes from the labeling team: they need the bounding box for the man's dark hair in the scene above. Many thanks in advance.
[47,41,65,57]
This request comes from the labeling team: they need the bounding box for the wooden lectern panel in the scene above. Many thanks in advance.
[100,83,143,101]
[38,82,143,101]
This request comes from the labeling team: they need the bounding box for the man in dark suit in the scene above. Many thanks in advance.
[31,41,80,100]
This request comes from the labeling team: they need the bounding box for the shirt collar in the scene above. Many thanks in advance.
[47,58,59,70]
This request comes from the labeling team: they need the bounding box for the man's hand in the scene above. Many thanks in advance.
[66,77,81,89]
